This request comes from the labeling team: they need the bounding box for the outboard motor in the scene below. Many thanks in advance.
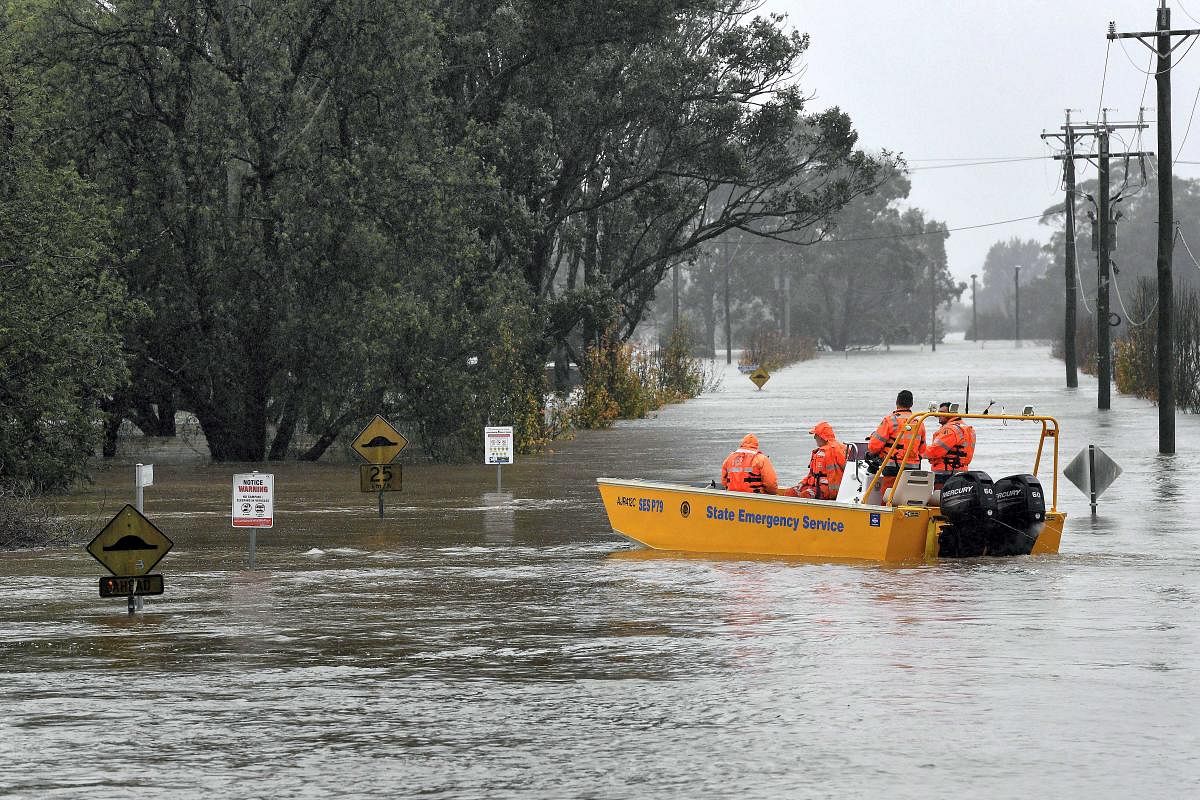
[991,474,1046,556]
[937,471,996,558]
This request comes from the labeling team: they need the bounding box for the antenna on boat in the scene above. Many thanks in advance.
[965,376,970,414]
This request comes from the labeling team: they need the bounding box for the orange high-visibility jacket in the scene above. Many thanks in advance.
[925,418,976,472]
[783,440,847,500]
[722,447,779,494]
[868,408,926,467]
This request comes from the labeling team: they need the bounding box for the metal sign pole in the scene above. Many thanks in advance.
[497,465,502,492]
[378,489,384,518]
[132,465,144,613]
[1088,444,1098,515]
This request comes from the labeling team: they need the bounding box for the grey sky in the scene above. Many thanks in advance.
[763,0,1200,284]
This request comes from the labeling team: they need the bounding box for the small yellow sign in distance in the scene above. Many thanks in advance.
[351,414,408,464]
[749,367,770,389]
[86,505,174,577]
[360,464,403,493]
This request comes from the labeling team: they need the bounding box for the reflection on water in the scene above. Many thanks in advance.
[2,340,1199,798]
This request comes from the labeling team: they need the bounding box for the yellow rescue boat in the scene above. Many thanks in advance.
[597,411,1066,561]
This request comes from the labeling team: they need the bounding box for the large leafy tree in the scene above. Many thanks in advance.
[0,2,131,490]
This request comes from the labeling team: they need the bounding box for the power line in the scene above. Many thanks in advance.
[1110,261,1157,327]
[1176,79,1200,162]
[1096,39,1112,121]
[1116,33,1200,75]
[905,155,1048,162]
[1176,0,1200,27]
[905,156,1052,171]
[815,213,1047,244]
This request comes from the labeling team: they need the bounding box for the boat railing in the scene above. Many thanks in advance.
[861,411,1061,512]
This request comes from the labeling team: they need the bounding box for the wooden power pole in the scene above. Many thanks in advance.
[1048,113,1149,410]
[1042,110,1082,388]
[1110,3,1197,451]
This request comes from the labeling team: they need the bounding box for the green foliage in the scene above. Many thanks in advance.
[5,0,888,472]
[1112,279,1200,412]
[571,324,720,429]
[0,3,132,491]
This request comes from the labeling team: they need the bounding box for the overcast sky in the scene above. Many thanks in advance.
[763,0,1200,283]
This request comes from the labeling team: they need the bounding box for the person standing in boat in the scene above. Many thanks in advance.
[781,421,846,500]
[866,389,927,490]
[924,401,976,487]
[721,433,779,494]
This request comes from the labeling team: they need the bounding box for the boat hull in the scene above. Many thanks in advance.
[597,478,1064,561]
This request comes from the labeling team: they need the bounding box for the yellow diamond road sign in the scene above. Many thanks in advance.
[352,414,408,464]
[87,505,173,577]
[749,367,770,389]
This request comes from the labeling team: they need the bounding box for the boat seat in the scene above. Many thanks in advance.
[887,470,934,507]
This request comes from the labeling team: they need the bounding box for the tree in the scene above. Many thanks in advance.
[0,2,132,491]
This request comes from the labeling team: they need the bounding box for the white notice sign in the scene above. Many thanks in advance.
[232,472,274,528]
[136,463,154,488]
[484,426,514,465]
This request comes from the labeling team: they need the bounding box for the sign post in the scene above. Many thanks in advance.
[232,472,274,568]
[130,463,154,611]
[134,463,153,513]
[352,415,408,517]
[484,426,514,491]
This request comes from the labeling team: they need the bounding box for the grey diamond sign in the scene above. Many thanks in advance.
[1064,444,1122,500]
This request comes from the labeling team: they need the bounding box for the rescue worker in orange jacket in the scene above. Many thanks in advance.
[866,389,927,490]
[924,401,976,482]
[782,421,847,500]
[721,433,778,494]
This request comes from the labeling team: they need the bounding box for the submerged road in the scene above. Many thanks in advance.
[1,338,1198,798]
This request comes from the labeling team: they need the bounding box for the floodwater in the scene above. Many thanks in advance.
[2,338,1198,799]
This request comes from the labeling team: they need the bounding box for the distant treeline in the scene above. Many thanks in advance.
[1,1,891,491]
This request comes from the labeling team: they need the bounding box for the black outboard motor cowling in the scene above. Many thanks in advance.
[991,474,1046,556]
[937,471,996,558]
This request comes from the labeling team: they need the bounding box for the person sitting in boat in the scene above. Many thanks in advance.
[781,421,846,500]
[721,433,778,494]
[866,389,927,491]
[924,401,976,488]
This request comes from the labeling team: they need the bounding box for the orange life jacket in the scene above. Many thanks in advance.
[868,409,926,467]
[926,418,976,472]
[785,440,847,499]
[722,447,779,494]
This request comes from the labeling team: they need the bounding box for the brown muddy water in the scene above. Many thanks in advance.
[2,339,1198,799]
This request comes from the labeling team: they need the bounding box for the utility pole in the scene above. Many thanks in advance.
[1062,111,1080,387]
[1041,109,1084,388]
[1109,4,1193,452]
[1049,113,1150,410]
[970,273,978,342]
[1098,115,1113,409]
[1014,265,1022,346]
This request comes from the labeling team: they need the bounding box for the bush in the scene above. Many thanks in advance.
[571,326,722,429]
[1112,279,1200,412]
[0,486,91,550]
